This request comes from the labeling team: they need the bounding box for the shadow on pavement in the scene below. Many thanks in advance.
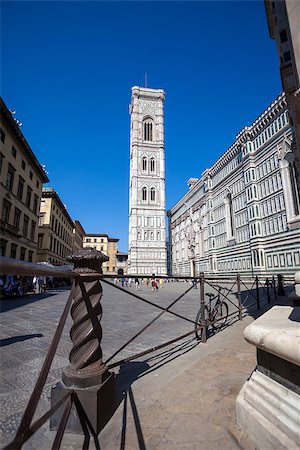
[116,362,150,450]
[0,333,43,347]
[0,292,58,313]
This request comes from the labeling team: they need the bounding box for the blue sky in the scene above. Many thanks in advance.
[2,1,281,252]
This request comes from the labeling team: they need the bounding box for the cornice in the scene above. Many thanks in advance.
[0,97,49,183]
[42,188,74,228]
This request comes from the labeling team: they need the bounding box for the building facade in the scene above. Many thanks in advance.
[83,234,119,274]
[37,188,74,265]
[116,252,128,275]
[169,93,300,277]
[128,86,167,275]
[265,0,300,165]
[0,97,49,262]
[72,220,85,252]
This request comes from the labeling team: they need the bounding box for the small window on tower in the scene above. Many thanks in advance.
[142,157,147,171]
[143,119,153,141]
[150,158,155,172]
[142,187,147,201]
[150,188,155,202]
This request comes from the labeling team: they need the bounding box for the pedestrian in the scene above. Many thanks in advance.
[134,277,140,291]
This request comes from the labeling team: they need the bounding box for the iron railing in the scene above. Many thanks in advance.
[0,253,293,449]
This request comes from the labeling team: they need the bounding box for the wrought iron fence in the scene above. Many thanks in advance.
[0,253,294,449]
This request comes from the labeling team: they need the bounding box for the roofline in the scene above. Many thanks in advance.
[0,97,49,183]
[42,188,74,227]
[108,238,119,242]
[73,220,86,235]
[84,233,109,237]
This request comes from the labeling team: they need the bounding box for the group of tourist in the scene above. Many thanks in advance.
[0,274,71,298]
[114,276,168,291]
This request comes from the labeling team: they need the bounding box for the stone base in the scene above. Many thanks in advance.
[50,372,115,435]
[236,370,300,450]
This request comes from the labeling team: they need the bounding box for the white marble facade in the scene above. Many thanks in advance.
[128,86,167,275]
[169,93,300,277]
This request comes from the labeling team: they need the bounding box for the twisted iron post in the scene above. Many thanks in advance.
[62,248,109,388]
[200,273,207,343]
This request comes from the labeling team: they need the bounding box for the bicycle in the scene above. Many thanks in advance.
[194,286,229,340]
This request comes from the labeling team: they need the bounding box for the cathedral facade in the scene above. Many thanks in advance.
[128,86,167,275]
[168,93,300,277]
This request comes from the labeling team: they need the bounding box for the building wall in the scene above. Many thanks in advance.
[83,234,109,272]
[37,189,74,265]
[128,86,167,275]
[107,239,118,273]
[116,253,128,274]
[73,220,85,251]
[265,0,300,195]
[0,100,48,262]
[169,93,300,277]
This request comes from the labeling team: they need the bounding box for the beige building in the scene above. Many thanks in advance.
[83,233,119,274]
[73,220,85,251]
[37,188,74,265]
[116,252,128,275]
[0,97,49,262]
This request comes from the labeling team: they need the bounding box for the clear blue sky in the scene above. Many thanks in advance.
[1,1,281,252]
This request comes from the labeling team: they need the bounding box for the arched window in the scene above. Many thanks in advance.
[143,119,153,141]
[137,231,141,240]
[142,187,147,201]
[150,232,154,240]
[150,188,155,202]
[142,157,147,171]
[150,158,155,172]
[157,231,160,240]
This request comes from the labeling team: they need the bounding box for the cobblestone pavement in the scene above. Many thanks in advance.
[0,280,288,449]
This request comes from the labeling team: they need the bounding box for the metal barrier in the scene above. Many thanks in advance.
[0,251,290,448]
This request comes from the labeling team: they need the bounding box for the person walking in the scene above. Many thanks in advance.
[134,277,140,291]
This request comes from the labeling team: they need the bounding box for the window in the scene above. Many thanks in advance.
[21,160,26,170]
[25,186,32,208]
[29,171,33,180]
[143,119,153,141]
[20,247,26,261]
[39,213,45,226]
[11,146,17,158]
[23,215,29,237]
[283,51,291,63]
[10,244,17,259]
[94,238,97,243]
[150,188,155,202]
[13,208,21,229]
[28,251,33,262]
[0,153,4,178]
[0,239,7,256]
[0,127,5,143]
[2,199,11,223]
[36,180,40,189]
[86,238,91,243]
[142,187,147,201]
[32,194,38,214]
[150,158,155,172]
[6,164,15,191]
[16,176,24,201]
[30,220,36,241]
[101,238,104,243]
[142,157,147,171]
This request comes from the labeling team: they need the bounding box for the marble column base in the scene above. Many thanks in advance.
[236,370,300,450]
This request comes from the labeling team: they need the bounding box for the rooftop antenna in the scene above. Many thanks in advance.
[145,72,148,88]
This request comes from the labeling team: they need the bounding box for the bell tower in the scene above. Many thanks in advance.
[128,86,167,275]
